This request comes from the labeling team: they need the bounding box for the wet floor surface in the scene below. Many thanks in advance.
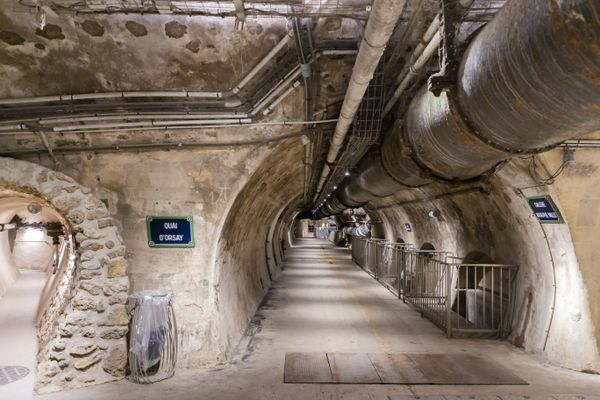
[29,239,600,399]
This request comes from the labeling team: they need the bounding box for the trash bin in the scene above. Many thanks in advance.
[128,291,177,383]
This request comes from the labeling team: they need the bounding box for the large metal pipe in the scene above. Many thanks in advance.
[318,0,600,216]
[315,0,408,194]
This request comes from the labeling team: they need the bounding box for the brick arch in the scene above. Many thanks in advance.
[0,157,130,394]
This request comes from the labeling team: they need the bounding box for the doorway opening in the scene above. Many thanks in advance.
[0,192,74,396]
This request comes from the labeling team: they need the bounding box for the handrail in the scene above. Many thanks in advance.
[350,236,518,339]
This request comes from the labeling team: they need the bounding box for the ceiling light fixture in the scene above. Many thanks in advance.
[28,202,42,214]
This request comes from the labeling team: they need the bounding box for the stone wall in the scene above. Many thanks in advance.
[0,157,130,393]
[21,145,273,369]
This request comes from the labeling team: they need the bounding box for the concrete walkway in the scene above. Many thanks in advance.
[0,270,46,399]
[40,239,600,399]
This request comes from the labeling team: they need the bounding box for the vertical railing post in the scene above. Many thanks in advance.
[446,262,453,338]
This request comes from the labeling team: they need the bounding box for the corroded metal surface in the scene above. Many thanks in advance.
[327,352,381,383]
[283,352,333,383]
[367,353,429,384]
[458,0,600,152]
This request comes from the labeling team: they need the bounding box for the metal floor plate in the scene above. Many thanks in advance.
[328,353,381,383]
[283,353,528,385]
[368,353,429,384]
[284,352,333,383]
[410,353,528,385]
[0,366,30,385]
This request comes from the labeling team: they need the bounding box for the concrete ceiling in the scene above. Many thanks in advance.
[0,0,507,209]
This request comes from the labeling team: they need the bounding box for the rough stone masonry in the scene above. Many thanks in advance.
[0,157,131,394]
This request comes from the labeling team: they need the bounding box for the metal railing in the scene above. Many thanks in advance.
[350,237,518,338]
[448,260,517,338]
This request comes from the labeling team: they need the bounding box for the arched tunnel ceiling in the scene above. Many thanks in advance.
[0,8,361,96]
[0,0,452,158]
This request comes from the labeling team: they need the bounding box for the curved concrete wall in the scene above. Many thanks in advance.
[366,159,600,372]
[214,139,304,358]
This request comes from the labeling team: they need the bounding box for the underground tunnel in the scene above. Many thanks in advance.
[0,0,599,399]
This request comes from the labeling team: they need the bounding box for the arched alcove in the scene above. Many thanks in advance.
[0,157,130,394]
[454,251,510,330]
[420,242,436,251]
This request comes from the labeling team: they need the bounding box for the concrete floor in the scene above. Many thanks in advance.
[0,270,46,398]
[14,238,600,399]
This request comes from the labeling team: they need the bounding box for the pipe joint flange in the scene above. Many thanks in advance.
[447,91,557,156]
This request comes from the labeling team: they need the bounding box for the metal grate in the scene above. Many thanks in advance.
[0,366,30,385]
[314,62,384,205]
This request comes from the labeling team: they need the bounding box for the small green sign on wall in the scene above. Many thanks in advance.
[146,216,195,248]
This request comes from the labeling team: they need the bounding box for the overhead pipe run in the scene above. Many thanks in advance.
[343,224,370,238]
[0,50,355,136]
[315,0,408,194]
[0,34,292,107]
[0,126,329,156]
[315,0,600,218]
[382,14,442,117]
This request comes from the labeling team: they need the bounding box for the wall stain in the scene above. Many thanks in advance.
[35,24,65,40]
[165,21,187,38]
[185,39,201,53]
[246,23,263,36]
[81,20,105,37]
[125,21,148,37]
[0,31,25,45]
[515,290,534,348]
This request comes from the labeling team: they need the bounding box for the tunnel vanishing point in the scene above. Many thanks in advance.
[1,0,600,399]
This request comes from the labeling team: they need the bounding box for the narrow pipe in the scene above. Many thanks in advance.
[0,118,338,137]
[382,30,441,117]
[315,0,408,194]
[262,82,301,115]
[0,47,355,134]
[0,33,292,106]
[36,130,59,168]
[0,127,321,156]
[232,33,292,94]
[249,68,302,116]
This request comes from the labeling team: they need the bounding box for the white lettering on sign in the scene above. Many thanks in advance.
[533,201,546,208]
[164,222,178,229]
[536,212,557,219]
[159,234,184,241]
